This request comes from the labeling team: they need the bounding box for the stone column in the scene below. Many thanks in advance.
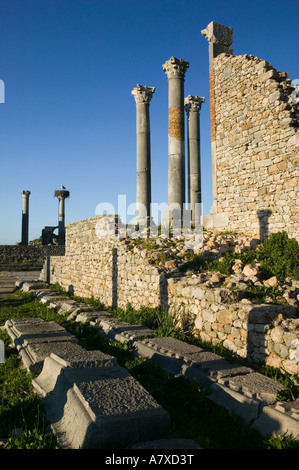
[184,95,205,225]
[21,190,31,245]
[163,57,189,211]
[131,84,155,225]
[201,21,233,215]
[54,188,70,246]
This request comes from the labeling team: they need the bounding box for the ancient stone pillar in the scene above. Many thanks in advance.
[184,95,205,225]
[163,57,189,211]
[21,190,31,245]
[54,188,70,246]
[131,84,155,225]
[201,21,233,215]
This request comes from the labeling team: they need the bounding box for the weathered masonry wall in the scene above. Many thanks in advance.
[0,244,64,265]
[208,52,299,241]
[41,216,165,308]
[41,216,299,375]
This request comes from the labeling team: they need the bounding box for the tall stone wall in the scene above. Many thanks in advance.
[42,216,165,309]
[206,52,299,241]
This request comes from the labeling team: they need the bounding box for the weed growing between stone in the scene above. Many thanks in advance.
[179,231,299,282]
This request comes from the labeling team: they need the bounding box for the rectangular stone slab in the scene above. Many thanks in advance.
[33,347,119,396]
[135,336,206,362]
[218,371,284,404]
[5,318,78,373]
[98,318,154,344]
[42,364,171,449]
[7,319,76,346]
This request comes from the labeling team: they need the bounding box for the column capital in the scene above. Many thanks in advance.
[22,190,31,197]
[54,189,70,200]
[132,84,155,104]
[184,95,205,114]
[162,56,189,79]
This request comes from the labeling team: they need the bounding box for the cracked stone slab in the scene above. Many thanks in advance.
[253,403,299,440]
[21,281,47,292]
[208,382,262,423]
[98,318,154,344]
[75,310,112,324]
[35,289,60,299]
[33,347,118,396]
[57,300,80,313]
[40,295,68,305]
[136,337,205,362]
[42,364,171,449]
[181,361,254,390]
[218,371,284,404]
[5,318,78,373]
[6,318,75,345]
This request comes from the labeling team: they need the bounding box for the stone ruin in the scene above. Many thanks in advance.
[18,187,70,246]
[131,21,298,241]
[38,20,298,374]
[3,21,299,449]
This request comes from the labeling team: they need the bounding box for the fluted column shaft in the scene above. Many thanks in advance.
[185,95,204,224]
[132,85,155,222]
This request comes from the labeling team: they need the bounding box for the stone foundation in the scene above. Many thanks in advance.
[40,216,299,375]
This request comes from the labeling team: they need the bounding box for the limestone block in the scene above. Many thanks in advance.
[201,21,233,47]
[33,348,118,396]
[42,364,171,449]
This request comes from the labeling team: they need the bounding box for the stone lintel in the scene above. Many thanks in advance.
[201,21,233,47]
[202,21,233,63]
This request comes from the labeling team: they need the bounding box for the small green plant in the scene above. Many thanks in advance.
[154,309,181,337]
[4,428,58,449]
[245,285,285,303]
[258,231,299,281]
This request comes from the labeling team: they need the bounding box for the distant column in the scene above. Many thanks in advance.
[54,188,70,245]
[201,21,233,214]
[163,57,189,211]
[131,84,155,224]
[184,95,205,225]
[21,190,31,245]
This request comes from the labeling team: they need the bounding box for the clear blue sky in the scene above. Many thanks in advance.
[0,0,298,244]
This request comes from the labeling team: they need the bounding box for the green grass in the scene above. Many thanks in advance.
[0,290,299,449]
